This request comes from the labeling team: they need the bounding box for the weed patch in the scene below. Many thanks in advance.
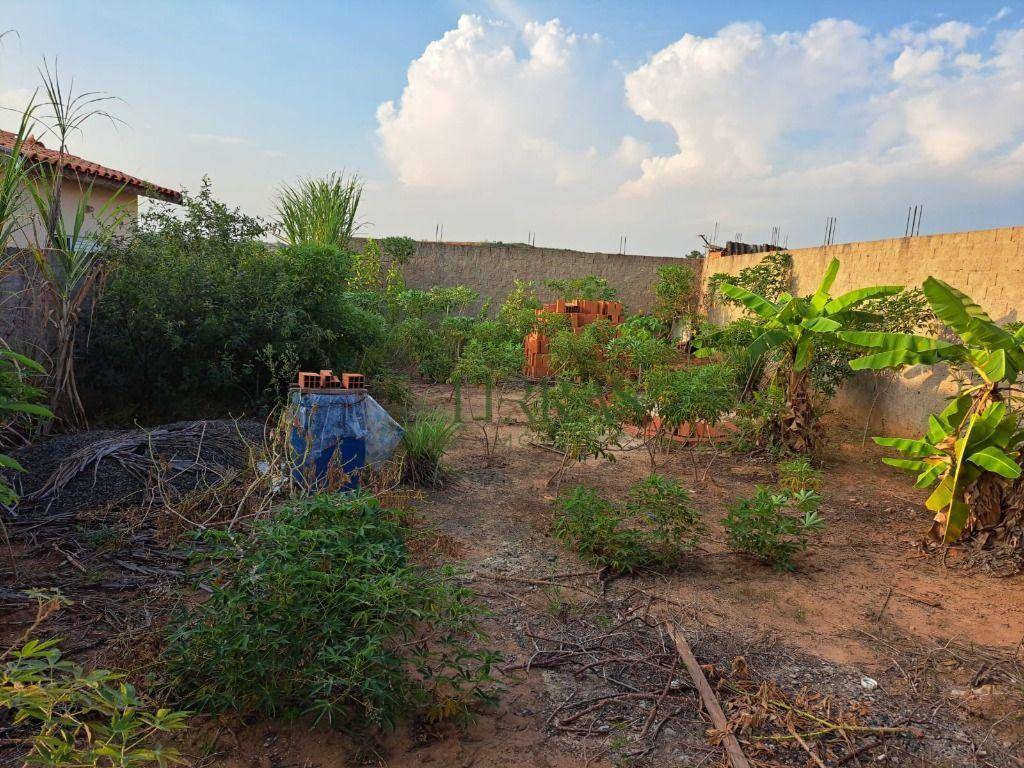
[164,493,500,729]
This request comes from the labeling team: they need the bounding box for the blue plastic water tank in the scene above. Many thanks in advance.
[288,390,368,492]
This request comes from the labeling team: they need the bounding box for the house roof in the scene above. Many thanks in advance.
[0,130,182,204]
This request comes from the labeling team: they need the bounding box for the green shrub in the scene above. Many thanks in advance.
[551,486,648,573]
[544,275,617,301]
[723,487,825,571]
[1,639,188,768]
[604,315,673,378]
[524,379,620,463]
[164,494,499,728]
[643,363,738,433]
[381,287,480,382]
[548,318,617,382]
[83,181,381,418]
[653,263,698,325]
[275,172,362,251]
[552,477,703,573]
[626,474,703,559]
[0,348,52,504]
[401,411,460,487]
[776,458,823,492]
[730,386,793,458]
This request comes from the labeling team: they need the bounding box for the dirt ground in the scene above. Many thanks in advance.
[1,382,1022,768]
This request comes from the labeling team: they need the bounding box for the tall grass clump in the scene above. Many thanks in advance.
[401,411,459,487]
[275,172,363,251]
[164,493,500,728]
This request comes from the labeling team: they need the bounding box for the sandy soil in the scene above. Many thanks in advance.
[2,382,1022,768]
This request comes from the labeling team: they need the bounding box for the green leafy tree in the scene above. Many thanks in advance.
[498,279,542,342]
[450,321,523,464]
[548,317,617,383]
[524,379,620,491]
[717,258,902,452]
[839,277,1024,545]
[604,316,673,380]
[643,363,737,476]
[544,275,617,301]
[653,263,698,327]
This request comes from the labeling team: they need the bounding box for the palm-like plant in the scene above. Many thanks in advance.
[717,258,902,452]
[275,172,363,251]
[28,174,128,430]
[0,101,37,259]
[22,64,125,431]
[839,277,1024,545]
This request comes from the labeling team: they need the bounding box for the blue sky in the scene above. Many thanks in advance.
[2,1,1022,254]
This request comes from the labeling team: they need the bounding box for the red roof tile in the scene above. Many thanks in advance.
[0,130,181,203]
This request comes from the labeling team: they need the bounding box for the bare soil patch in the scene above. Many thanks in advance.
[1,383,1021,768]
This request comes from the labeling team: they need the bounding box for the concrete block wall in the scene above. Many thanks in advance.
[352,238,692,313]
[701,226,1024,435]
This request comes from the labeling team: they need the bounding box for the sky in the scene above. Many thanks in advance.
[2,0,1022,255]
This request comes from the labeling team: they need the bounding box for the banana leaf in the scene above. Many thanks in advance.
[823,285,903,316]
[811,258,840,310]
[873,436,943,457]
[967,446,1022,478]
[719,283,778,319]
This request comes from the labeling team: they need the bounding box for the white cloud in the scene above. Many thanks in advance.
[372,13,1024,251]
[892,46,945,80]
[989,6,1012,23]
[927,21,976,49]
[376,14,611,191]
[618,19,1024,215]
[620,20,887,193]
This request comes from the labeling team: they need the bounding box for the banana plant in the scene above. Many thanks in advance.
[716,258,903,451]
[873,396,1022,543]
[838,277,1024,545]
[839,277,1024,406]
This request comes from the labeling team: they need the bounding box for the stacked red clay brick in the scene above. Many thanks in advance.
[296,370,366,392]
[523,298,624,378]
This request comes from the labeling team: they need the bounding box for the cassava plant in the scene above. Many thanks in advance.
[624,363,737,476]
[717,258,902,452]
[840,277,1024,547]
[449,322,522,465]
[164,494,500,727]
[523,378,620,491]
[724,486,825,571]
[1,639,188,768]
[551,476,702,574]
